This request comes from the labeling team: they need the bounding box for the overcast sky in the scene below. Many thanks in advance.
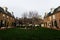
[0,0,60,18]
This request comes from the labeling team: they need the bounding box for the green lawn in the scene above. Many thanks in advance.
[0,27,60,40]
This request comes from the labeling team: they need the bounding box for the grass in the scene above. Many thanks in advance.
[0,27,60,40]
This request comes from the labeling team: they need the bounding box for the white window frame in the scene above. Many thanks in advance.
[53,15,55,19]
[3,14,5,17]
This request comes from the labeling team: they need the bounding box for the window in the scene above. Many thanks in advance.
[3,14,5,17]
[53,15,55,19]
[49,16,51,21]
[2,20,5,24]
[57,8,60,11]
[3,14,6,19]
[7,16,9,18]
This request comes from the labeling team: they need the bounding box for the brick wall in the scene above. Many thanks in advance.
[44,12,60,29]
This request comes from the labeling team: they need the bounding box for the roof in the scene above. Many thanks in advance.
[0,7,4,12]
[53,6,60,13]
[0,7,15,18]
[44,6,60,18]
[44,12,52,18]
[7,11,15,18]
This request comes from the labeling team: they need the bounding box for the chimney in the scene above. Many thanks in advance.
[3,7,8,12]
[50,8,54,13]
[11,12,14,16]
[12,12,13,15]
[45,12,47,16]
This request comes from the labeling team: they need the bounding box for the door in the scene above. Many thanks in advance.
[54,20,58,28]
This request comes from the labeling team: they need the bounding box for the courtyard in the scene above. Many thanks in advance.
[0,27,60,40]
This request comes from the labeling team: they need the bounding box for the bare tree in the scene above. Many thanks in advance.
[22,12,28,19]
[22,12,28,28]
[28,11,33,18]
[28,11,40,19]
[28,11,42,26]
[20,11,42,29]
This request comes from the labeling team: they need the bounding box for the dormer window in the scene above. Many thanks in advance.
[3,14,5,17]
[57,8,60,11]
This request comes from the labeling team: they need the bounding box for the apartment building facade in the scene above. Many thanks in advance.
[44,6,60,29]
[0,7,15,28]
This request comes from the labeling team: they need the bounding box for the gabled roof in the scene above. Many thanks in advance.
[0,7,15,18]
[44,12,52,18]
[44,6,60,18]
[6,11,15,18]
[53,6,60,13]
[0,7,4,12]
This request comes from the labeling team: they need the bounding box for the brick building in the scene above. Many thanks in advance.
[44,6,60,29]
[0,7,15,28]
